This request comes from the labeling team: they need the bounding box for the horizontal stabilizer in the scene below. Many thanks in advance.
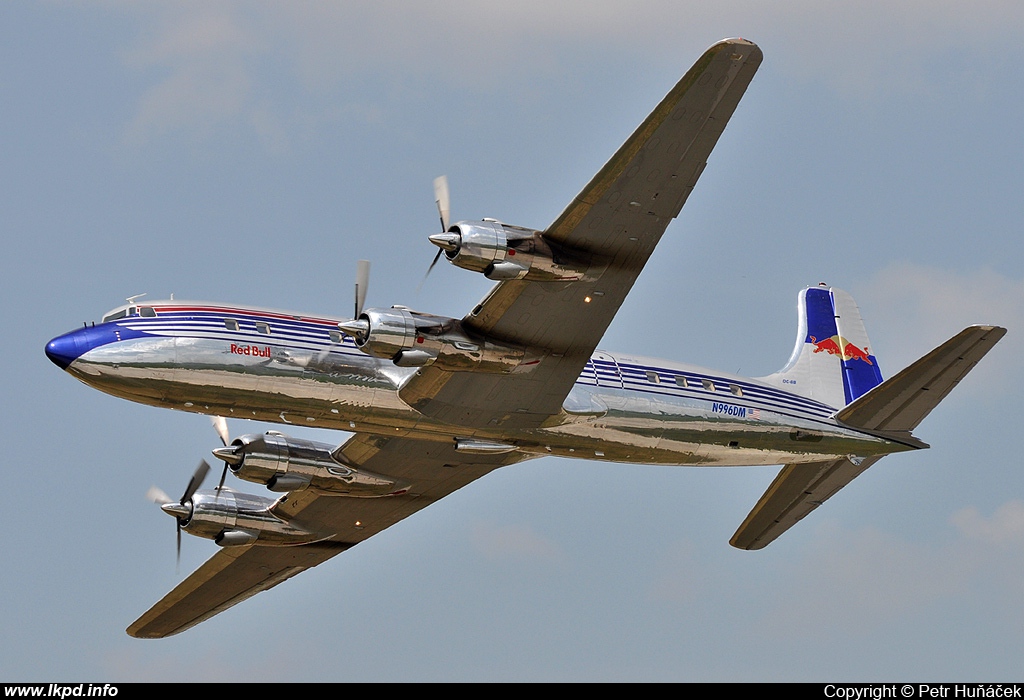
[835,325,1005,435]
[733,325,1004,551]
[730,455,882,550]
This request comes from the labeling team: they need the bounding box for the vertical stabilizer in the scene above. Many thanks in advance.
[759,286,883,408]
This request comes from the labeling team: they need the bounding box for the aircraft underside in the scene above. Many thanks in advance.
[62,332,902,468]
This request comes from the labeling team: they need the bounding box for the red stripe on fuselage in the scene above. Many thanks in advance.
[149,305,340,326]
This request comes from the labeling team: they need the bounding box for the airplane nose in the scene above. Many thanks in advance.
[45,333,81,370]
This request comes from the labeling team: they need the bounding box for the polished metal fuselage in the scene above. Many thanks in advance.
[53,302,907,467]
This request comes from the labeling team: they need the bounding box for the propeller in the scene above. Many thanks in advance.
[210,416,232,497]
[420,175,458,290]
[338,260,372,340]
[147,459,210,569]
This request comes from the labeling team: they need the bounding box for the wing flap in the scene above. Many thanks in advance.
[836,325,1005,433]
[730,456,883,551]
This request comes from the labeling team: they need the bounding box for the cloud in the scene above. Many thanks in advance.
[122,6,261,145]
[757,498,1024,638]
[952,500,1024,546]
[470,521,564,566]
[780,522,966,627]
[111,2,1024,148]
[646,539,704,604]
[855,263,1020,397]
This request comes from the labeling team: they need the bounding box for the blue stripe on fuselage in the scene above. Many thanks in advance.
[45,323,152,369]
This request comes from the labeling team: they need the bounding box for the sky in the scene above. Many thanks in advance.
[3,1,1023,682]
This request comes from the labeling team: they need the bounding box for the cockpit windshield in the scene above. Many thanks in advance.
[101,307,129,323]
[101,305,156,323]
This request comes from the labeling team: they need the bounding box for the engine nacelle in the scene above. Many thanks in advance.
[339,307,539,373]
[431,220,592,281]
[216,431,410,497]
[177,489,320,547]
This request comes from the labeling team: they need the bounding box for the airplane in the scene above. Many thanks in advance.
[44,38,1005,639]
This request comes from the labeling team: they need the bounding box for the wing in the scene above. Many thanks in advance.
[128,434,526,638]
[400,38,762,430]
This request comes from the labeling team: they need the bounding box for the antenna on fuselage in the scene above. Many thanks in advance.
[126,293,147,305]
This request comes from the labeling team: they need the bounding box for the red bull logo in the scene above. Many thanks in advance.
[230,343,271,358]
[807,335,874,365]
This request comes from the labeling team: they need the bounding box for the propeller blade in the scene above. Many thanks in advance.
[146,486,173,506]
[433,175,450,232]
[211,415,229,446]
[417,249,443,293]
[176,521,182,571]
[215,462,228,501]
[180,460,210,505]
[354,259,370,318]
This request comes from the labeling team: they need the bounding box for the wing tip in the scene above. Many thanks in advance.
[710,37,763,60]
[125,621,188,639]
[126,610,206,639]
[728,533,769,551]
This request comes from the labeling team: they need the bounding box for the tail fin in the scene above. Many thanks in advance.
[733,323,1005,550]
[759,285,884,408]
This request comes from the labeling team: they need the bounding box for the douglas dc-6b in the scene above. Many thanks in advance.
[45,39,1004,638]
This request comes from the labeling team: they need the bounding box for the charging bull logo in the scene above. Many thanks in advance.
[807,335,874,365]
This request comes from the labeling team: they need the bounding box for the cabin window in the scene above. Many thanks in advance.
[645,371,660,384]
[224,319,239,331]
[674,375,688,388]
[255,322,271,335]
[729,384,742,397]
[140,307,157,318]
[702,379,715,392]
[329,330,343,344]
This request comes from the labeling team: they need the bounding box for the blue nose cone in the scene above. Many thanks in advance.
[45,331,83,370]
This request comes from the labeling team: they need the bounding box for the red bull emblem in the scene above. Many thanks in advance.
[230,343,271,358]
[807,335,873,365]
